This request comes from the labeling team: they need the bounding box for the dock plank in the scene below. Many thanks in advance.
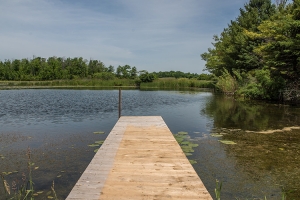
[67,116,212,200]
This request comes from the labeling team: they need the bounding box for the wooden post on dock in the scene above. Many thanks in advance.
[119,88,121,118]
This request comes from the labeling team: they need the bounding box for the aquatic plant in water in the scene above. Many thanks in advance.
[0,147,59,200]
[219,140,237,145]
[93,131,105,134]
[215,179,222,200]
[174,131,199,164]
[210,134,223,138]
[89,131,106,153]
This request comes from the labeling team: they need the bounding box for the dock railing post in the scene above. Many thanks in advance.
[119,88,121,118]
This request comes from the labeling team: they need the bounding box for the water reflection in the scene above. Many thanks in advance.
[202,95,300,131]
[201,95,300,199]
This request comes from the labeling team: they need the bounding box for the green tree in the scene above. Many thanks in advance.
[88,60,107,75]
[47,56,63,80]
[2,60,14,80]
[201,0,275,74]
[130,66,137,79]
[107,65,115,73]
[246,0,300,83]
[11,59,21,80]
[139,70,155,82]
[0,61,4,80]
[30,57,44,78]
[19,58,32,80]
[68,57,87,78]
[116,65,131,79]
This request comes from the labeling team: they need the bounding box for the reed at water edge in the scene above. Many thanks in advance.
[140,78,214,89]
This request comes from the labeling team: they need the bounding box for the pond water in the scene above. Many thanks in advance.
[0,89,300,199]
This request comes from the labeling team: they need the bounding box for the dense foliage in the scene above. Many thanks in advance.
[0,56,135,81]
[0,56,212,84]
[201,0,300,102]
[152,71,213,80]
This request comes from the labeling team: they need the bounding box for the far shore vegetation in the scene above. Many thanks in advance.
[0,56,214,90]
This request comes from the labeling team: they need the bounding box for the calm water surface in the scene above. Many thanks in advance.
[0,89,300,199]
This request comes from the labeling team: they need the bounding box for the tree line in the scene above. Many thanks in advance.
[201,0,299,101]
[0,56,212,82]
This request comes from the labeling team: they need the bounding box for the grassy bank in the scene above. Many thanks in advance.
[0,78,215,90]
[0,79,138,89]
[140,78,214,89]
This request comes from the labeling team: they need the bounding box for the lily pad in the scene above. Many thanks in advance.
[88,144,100,147]
[189,143,199,148]
[189,160,197,164]
[181,146,194,153]
[181,141,190,145]
[93,131,105,134]
[211,134,223,138]
[2,172,12,175]
[178,131,188,135]
[175,136,184,144]
[94,148,99,153]
[95,140,104,144]
[174,131,199,157]
[219,140,237,145]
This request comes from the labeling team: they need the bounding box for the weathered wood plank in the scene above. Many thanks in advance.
[67,116,212,200]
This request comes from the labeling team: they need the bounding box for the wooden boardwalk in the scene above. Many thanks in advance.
[67,116,212,200]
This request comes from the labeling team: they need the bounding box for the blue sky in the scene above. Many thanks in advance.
[0,0,250,73]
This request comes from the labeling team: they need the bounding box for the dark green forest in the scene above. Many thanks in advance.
[201,0,299,102]
[0,56,212,82]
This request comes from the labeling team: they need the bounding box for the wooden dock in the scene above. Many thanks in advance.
[67,116,212,200]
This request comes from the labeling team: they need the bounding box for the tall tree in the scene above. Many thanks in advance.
[246,0,300,82]
[201,0,275,74]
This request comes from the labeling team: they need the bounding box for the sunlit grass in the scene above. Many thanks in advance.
[141,78,214,89]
